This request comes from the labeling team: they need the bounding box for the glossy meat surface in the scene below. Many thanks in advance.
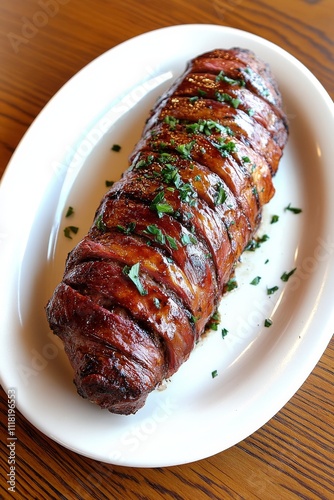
[46,48,288,414]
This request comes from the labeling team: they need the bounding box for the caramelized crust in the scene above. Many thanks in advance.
[46,48,288,414]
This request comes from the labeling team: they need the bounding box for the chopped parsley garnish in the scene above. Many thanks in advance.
[226,277,238,292]
[181,233,197,246]
[250,276,261,285]
[64,226,78,239]
[214,183,227,205]
[111,144,121,152]
[211,370,218,379]
[161,164,182,188]
[122,262,147,296]
[65,206,74,218]
[178,182,197,206]
[135,155,154,170]
[247,108,255,116]
[258,234,269,243]
[264,318,273,327]
[242,156,251,163]
[221,328,228,339]
[144,224,166,245]
[95,214,107,232]
[164,115,179,130]
[215,91,240,109]
[271,215,279,224]
[245,234,269,251]
[214,138,237,156]
[150,191,174,217]
[285,203,302,214]
[208,321,218,331]
[175,140,196,159]
[166,234,178,250]
[267,285,279,295]
[215,71,245,87]
[186,119,227,136]
[159,152,176,164]
[153,297,161,309]
[105,180,114,187]
[116,222,136,235]
[207,311,220,331]
[281,268,297,282]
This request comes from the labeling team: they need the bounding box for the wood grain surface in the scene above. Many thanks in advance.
[0,0,333,499]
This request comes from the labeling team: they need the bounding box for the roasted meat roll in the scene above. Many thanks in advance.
[46,48,288,414]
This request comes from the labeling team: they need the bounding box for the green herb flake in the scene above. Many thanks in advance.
[122,262,147,296]
[186,119,227,137]
[116,222,136,235]
[175,140,196,159]
[258,234,269,243]
[226,278,238,292]
[150,191,174,218]
[245,234,269,251]
[161,164,182,188]
[164,115,179,130]
[215,91,240,109]
[214,183,227,206]
[208,322,218,331]
[215,71,245,87]
[211,311,220,321]
[285,203,302,214]
[153,297,161,309]
[178,182,197,206]
[281,268,297,282]
[105,180,114,187]
[181,233,197,246]
[166,234,178,250]
[211,370,218,379]
[271,214,279,224]
[144,224,165,245]
[250,276,261,286]
[95,215,107,232]
[207,310,220,331]
[64,226,79,239]
[221,328,228,339]
[264,318,273,327]
[159,152,176,164]
[214,138,237,156]
[65,206,74,218]
[135,155,154,170]
[267,285,279,296]
[111,144,121,152]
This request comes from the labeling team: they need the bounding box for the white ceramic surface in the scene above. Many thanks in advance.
[1,24,333,467]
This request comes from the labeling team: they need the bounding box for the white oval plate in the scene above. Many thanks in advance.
[1,25,333,468]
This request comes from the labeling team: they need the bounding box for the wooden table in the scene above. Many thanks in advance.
[0,1,333,498]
